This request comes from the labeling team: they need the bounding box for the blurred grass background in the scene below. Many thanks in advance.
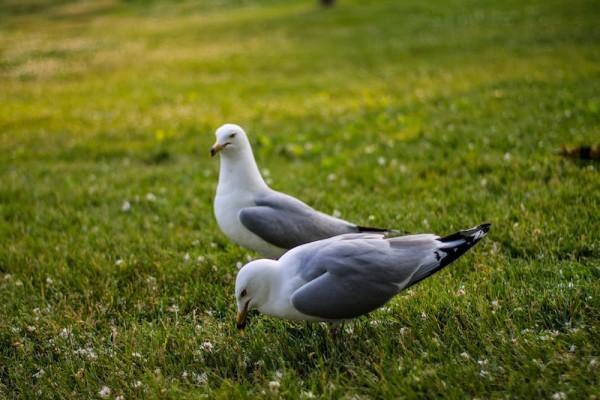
[0,0,599,398]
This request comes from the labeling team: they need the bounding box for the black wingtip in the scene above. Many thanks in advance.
[440,222,491,243]
[356,225,389,233]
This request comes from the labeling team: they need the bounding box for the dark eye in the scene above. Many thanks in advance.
[229,133,236,138]
[241,289,247,297]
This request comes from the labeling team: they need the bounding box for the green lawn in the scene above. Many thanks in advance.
[1,0,599,398]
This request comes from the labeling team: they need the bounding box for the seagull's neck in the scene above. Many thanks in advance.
[253,261,288,317]
[217,148,268,195]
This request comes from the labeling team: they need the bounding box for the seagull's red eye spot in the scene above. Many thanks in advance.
[241,289,247,297]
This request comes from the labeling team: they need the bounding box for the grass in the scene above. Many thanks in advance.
[0,0,599,398]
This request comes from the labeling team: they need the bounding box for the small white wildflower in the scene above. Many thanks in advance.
[46,277,53,285]
[268,381,280,392]
[368,215,375,221]
[503,152,511,161]
[399,327,409,335]
[197,255,205,263]
[15,280,23,287]
[327,173,336,181]
[460,352,470,359]
[377,156,386,166]
[183,253,190,263]
[491,300,499,309]
[167,304,179,313]
[182,371,189,379]
[121,200,131,212]
[145,193,156,202]
[370,320,381,327]
[569,345,576,352]
[115,396,124,400]
[3,274,12,281]
[332,209,342,218]
[98,386,111,398]
[479,369,489,377]
[236,261,243,269]
[301,390,316,399]
[200,341,214,352]
[132,380,142,388]
[115,259,124,266]
[74,347,97,360]
[551,392,566,400]
[33,369,45,379]
[567,281,574,289]
[26,325,36,332]
[456,287,466,297]
[131,352,142,359]
[477,359,488,366]
[420,312,427,320]
[59,328,72,339]
[192,372,207,385]
[480,178,487,187]
[589,358,598,370]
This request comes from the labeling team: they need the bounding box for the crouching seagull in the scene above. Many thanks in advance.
[211,123,387,259]
[234,223,490,328]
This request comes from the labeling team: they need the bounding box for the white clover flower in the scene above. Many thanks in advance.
[301,390,315,399]
[33,369,45,379]
[167,305,179,313]
[45,277,53,285]
[98,386,111,398]
[115,396,124,400]
[377,156,386,166]
[327,173,336,181]
[121,201,131,212]
[192,372,207,385]
[420,312,427,320]
[370,320,381,327]
[236,261,243,269]
[551,392,566,400]
[132,380,142,388]
[182,371,189,379]
[456,287,466,297]
[74,347,97,360]
[200,341,214,352]
[131,352,142,359]
[460,352,470,359]
[399,327,409,335]
[503,152,511,161]
[115,259,124,266]
[197,255,206,263]
[145,193,157,202]
[59,328,72,339]
[183,253,191,263]
[268,381,280,392]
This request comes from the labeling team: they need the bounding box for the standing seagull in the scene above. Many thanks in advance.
[234,223,490,328]
[211,123,387,258]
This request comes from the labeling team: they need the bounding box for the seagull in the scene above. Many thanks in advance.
[234,223,490,329]
[211,123,388,258]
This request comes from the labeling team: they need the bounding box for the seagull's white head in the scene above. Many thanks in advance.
[235,259,278,329]
[210,123,250,157]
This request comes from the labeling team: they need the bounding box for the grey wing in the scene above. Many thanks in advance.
[290,234,443,320]
[238,190,358,250]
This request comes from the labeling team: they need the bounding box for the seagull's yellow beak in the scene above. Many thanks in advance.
[236,301,250,330]
[210,142,225,157]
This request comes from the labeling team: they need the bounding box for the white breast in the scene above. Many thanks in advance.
[214,190,285,258]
